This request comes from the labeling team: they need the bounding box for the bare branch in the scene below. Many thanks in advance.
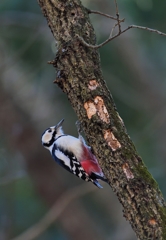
[11,184,96,240]
[85,5,166,50]
[114,0,121,33]
[77,24,166,49]
[110,22,118,38]
[88,9,124,22]
[76,30,120,49]
[129,24,166,36]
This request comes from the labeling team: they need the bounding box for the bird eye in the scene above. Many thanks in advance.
[48,129,52,133]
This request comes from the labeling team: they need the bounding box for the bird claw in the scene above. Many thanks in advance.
[75,121,86,144]
[75,120,82,135]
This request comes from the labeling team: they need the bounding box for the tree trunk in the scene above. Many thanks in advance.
[37,0,166,239]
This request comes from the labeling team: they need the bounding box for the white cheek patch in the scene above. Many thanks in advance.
[42,132,52,143]
[55,150,71,169]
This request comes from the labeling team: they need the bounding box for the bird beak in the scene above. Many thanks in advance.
[55,119,64,129]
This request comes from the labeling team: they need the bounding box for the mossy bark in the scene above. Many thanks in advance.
[38,0,166,239]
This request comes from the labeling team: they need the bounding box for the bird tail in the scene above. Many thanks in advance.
[93,180,103,188]
[90,172,108,188]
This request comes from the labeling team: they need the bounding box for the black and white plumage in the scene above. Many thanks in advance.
[41,119,107,188]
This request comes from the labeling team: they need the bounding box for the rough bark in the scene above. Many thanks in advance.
[37,0,166,239]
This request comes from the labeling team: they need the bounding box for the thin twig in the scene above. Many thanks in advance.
[11,184,96,240]
[114,0,121,33]
[129,25,166,36]
[109,24,118,39]
[88,9,124,22]
[76,24,166,49]
[110,23,118,38]
[76,32,119,49]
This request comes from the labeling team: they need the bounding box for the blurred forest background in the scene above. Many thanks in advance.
[0,0,166,239]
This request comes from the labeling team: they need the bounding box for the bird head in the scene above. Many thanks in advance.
[41,119,64,148]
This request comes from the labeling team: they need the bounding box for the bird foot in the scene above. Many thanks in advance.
[75,120,83,135]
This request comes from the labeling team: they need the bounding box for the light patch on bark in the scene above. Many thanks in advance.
[104,130,121,151]
[88,80,99,90]
[94,96,109,123]
[84,101,97,119]
[84,96,110,123]
[148,218,157,227]
[122,163,134,180]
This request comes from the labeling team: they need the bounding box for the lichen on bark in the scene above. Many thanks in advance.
[38,0,166,239]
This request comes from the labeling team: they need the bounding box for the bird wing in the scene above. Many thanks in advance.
[51,144,106,188]
[51,144,89,181]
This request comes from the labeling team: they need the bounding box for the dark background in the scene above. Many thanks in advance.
[0,0,166,239]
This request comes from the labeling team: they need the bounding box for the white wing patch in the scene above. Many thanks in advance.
[78,172,83,178]
[72,165,76,171]
[56,135,83,160]
[55,149,71,169]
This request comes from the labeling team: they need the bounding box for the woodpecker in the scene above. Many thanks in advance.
[41,119,107,188]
